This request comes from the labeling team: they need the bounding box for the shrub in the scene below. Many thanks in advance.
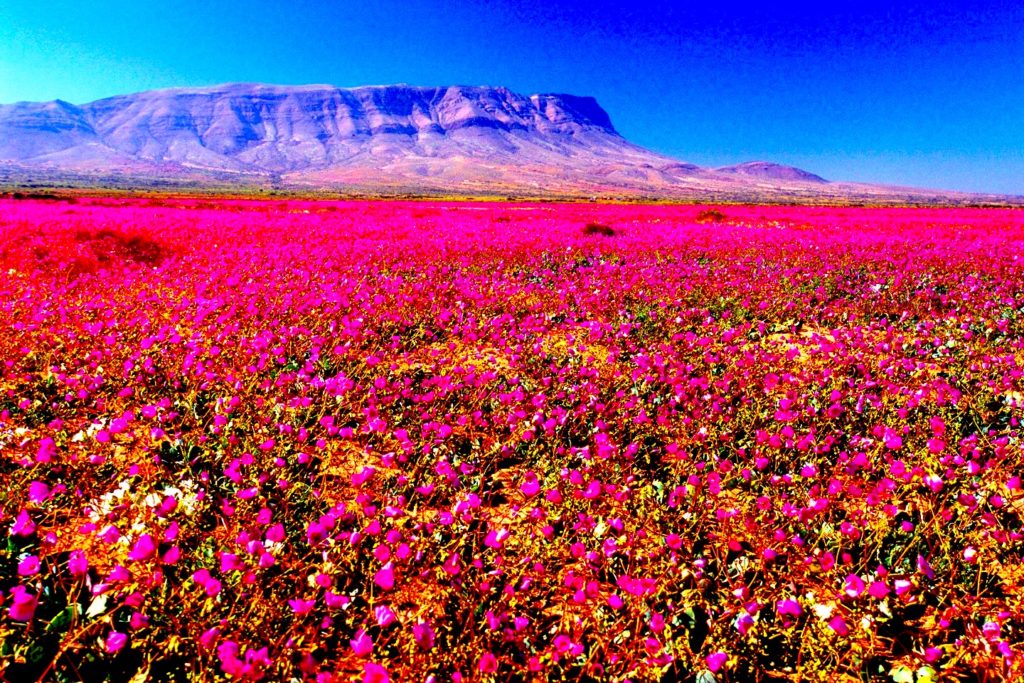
[583,222,615,236]
[695,209,727,223]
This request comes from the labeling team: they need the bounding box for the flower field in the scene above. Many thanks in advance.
[2,196,1024,682]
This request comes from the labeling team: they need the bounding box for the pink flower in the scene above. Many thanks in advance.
[706,651,728,672]
[265,523,285,543]
[479,651,498,673]
[107,565,132,582]
[374,563,395,590]
[484,528,509,549]
[867,581,890,599]
[28,481,50,504]
[582,480,602,499]
[128,534,156,562]
[106,631,128,653]
[17,555,40,576]
[36,437,56,463]
[844,574,865,598]
[325,590,349,609]
[351,466,376,486]
[7,586,37,621]
[289,598,316,615]
[735,612,755,635]
[413,621,435,650]
[69,549,89,576]
[363,662,389,683]
[776,598,802,620]
[520,473,541,497]
[11,509,36,536]
[828,615,849,636]
[199,627,221,650]
[220,552,244,572]
[443,552,461,576]
[350,629,373,657]
[375,605,397,627]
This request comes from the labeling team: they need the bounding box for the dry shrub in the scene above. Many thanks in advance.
[583,222,615,236]
[696,209,726,223]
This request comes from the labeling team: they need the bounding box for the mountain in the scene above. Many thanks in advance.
[714,161,827,184]
[0,83,1011,202]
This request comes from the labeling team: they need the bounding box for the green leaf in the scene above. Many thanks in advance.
[28,642,48,664]
[46,605,76,633]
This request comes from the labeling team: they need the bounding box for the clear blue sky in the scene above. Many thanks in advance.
[1,0,1022,193]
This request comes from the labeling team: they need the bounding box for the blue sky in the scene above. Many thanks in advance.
[1,0,1022,193]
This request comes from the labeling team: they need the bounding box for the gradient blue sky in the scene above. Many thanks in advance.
[1,0,1022,193]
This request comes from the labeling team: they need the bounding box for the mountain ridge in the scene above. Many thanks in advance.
[0,83,1013,202]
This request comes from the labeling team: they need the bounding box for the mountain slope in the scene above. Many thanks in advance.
[0,83,1010,202]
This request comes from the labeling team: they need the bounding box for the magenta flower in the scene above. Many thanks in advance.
[7,586,38,621]
[220,552,244,572]
[582,480,602,499]
[867,581,890,599]
[18,554,40,576]
[11,509,36,536]
[28,481,50,504]
[443,552,461,576]
[350,629,373,657]
[374,563,395,590]
[844,574,865,598]
[828,615,849,636]
[128,534,156,562]
[375,605,397,627]
[106,631,128,653]
[479,651,498,673]
[706,651,728,672]
[520,473,541,497]
[484,528,509,549]
[199,627,220,650]
[776,599,802,621]
[69,549,89,576]
[413,621,436,650]
[735,612,755,635]
[289,598,316,615]
[363,662,389,683]
[266,523,285,543]
[107,565,131,582]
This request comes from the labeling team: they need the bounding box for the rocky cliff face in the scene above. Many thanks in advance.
[0,84,635,173]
